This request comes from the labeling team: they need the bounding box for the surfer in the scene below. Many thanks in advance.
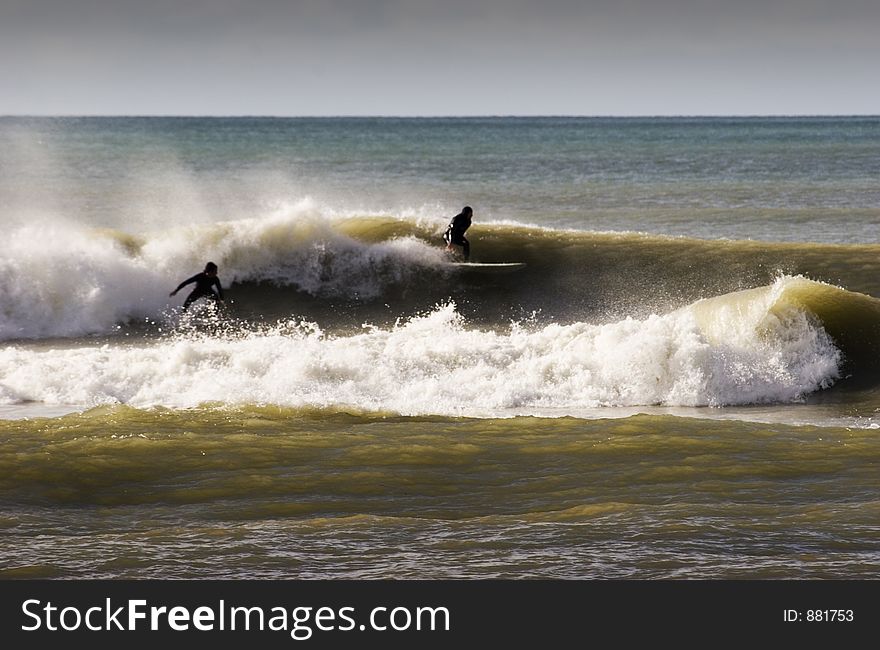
[170,261,225,311]
[443,206,473,261]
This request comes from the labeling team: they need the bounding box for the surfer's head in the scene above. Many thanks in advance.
[462,206,473,216]
[204,261,218,276]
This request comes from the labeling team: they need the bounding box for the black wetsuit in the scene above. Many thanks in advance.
[174,272,223,310]
[443,210,472,261]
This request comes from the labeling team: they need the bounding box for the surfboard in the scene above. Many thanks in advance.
[445,262,526,273]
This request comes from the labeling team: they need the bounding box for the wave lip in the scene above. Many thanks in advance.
[691,275,880,379]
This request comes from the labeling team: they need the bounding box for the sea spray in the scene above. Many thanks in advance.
[0,206,450,340]
[0,222,166,339]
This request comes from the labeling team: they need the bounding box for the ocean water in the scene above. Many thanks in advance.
[1,116,879,579]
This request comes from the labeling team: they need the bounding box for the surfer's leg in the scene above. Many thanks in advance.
[182,289,209,311]
[461,237,470,261]
[443,230,456,255]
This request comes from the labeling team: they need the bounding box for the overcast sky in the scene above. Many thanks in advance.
[1,0,877,116]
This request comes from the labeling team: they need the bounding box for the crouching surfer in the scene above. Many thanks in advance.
[443,206,473,261]
[170,261,224,311]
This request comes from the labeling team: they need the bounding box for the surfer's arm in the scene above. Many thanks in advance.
[213,278,224,300]
[170,274,200,296]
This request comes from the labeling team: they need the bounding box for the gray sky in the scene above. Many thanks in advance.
[1,0,877,116]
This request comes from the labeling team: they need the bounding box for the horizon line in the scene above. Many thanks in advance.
[3,113,879,119]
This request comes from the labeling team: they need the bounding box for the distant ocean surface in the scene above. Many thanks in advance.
[1,116,879,579]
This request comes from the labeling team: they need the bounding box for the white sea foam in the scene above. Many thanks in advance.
[0,202,448,340]
[140,199,448,294]
[0,221,167,339]
[0,287,841,414]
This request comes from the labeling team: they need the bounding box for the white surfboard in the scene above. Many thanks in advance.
[445,262,526,273]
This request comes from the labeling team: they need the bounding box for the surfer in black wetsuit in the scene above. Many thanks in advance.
[170,261,224,311]
[443,206,473,261]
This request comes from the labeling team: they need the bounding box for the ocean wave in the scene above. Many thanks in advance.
[3,207,880,342]
[1,274,864,412]
[0,204,447,339]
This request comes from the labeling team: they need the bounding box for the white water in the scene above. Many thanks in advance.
[0,283,841,415]
[0,202,450,340]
